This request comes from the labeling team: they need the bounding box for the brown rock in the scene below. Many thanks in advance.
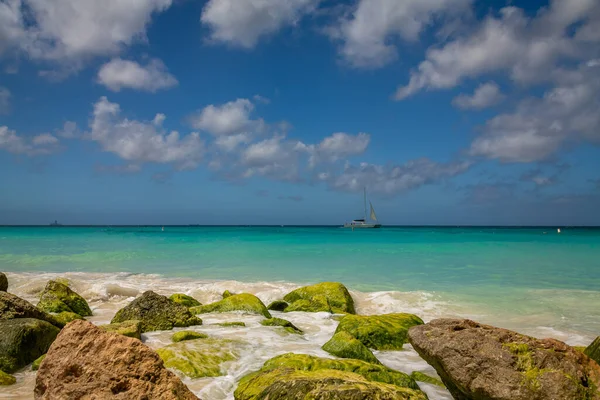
[35,320,199,400]
[408,319,600,400]
[0,272,7,292]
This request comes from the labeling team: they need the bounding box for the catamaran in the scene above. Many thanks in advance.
[344,188,381,229]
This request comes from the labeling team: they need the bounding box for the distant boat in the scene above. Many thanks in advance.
[49,220,62,226]
[343,187,381,229]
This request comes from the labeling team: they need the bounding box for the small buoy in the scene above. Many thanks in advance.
[557,228,561,234]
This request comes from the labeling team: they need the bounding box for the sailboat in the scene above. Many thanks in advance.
[343,188,381,229]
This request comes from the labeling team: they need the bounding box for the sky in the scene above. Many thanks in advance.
[0,0,599,226]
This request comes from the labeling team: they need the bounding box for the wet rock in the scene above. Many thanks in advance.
[99,320,142,340]
[172,330,208,342]
[234,353,425,400]
[32,354,46,371]
[0,370,16,386]
[322,331,380,364]
[0,272,7,292]
[37,280,92,317]
[222,290,235,298]
[410,371,444,387]
[335,313,423,350]
[283,282,355,314]
[260,317,303,334]
[0,292,63,328]
[53,311,83,326]
[0,318,60,373]
[169,293,201,308]
[585,336,600,365]
[215,321,246,327]
[408,318,600,400]
[190,293,271,318]
[111,291,202,333]
[266,300,288,311]
[34,320,198,399]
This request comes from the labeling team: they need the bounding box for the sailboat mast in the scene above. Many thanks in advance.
[364,187,367,221]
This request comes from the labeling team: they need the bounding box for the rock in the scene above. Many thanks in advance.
[53,311,83,326]
[335,313,424,350]
[215,321,246,327]
[111,291,202,333]
[34,320,198,399]
[0,318,60,373]
[283,282,355,314]
[99,320,142,340]
[409,318,600,400]
[0,272,7,292]
[260,317,302,334]
[222,290,234,298]
[190,293,271,318]
[157,337,240,378]
[53,277,71,287]
[234,353,425,400]
[172,331,208,342]
[169,293,201,308]
[0,370,16,386]
[32,354,46,371]
[37,280,92,317]
[266,300,288,311]
[410,371,444,387]
[0,292,63,328]
[322,331,380,364]
[585,336,600,365]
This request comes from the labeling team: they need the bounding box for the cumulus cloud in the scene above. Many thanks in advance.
[0,126,60,156]
[190,98,265,136]
[89,97,204,170]
[330,0,471,68]
[308,132,370,166]
[452,82,504,110]
[201,0,320,48]
[97,58,178,92]
[0,87,10,114]
[56,121,80,139]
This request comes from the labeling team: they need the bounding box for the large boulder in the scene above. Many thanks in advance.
[37,280,92,316]
[111,291,202,333]
[409,318,600,400]
[169,293,201,308]
[585,336,600,365]
[34,320,198,400]
[335,313,424,350]
[260,317,302,334]
[0,292,63,328]
[99,320,143,340]
[190,293,271,318]
[266,300,288,311]
[322,331,380,364]
[0,318,60,373]
[283,282,355,314]
[0,272,7,292]
[234,353,425,400]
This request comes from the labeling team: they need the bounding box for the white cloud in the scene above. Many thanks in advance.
[330,0,472,68]
[190,98,264,136]
[0,126,60,156]
[201,0,320,48]
[97,58,178,92]
[89,97,204,170]
[241,135,309,181]
[0,87,10,114]
[56,121,80,138]
[395,0,599,99]
[452,82,504,110]
[308,132,370,166]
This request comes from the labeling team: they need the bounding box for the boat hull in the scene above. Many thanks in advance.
[343,223,381,229]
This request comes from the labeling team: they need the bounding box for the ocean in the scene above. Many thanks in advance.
[1,226,599,399]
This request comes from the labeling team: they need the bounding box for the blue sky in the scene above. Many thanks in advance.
[0,0,599,225]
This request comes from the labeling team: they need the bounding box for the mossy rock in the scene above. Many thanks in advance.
[266,300,288,312]
[584,336,600,365]
[172,330,208,342]
[37,280,92,317]
[99,320,142,340]
[234,353,425,400]
[335,313,424,350]
[54,277,71,287]
[157,338,240,378]
[322,331,380,364]
[169,293,201,308]
[190,293,271,318]
[53,311,84,326]
[0,272,7,292]
[283,282,355,314]
[0,369,15,386]
[0,291,63,328]
[0,318,60,373]
[215,321,246,327]
[411,371,444,387]
[260,317,303,334]
[223,290,235,299]
[111,291,202,333]
[31,354,46,371]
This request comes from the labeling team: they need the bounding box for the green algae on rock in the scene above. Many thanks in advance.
[99,320,142,340]
[0,369,16,386]
[169,293,201,308]
[111,291,202,333]
[0,291,63,328]
[37,280,92,317]
[266,300,288,312]
[335,313,424,350]
[157,338,239,378]
[585,336,600,365]
[172,330,208,342]
[222,290,235,298]
[0,318,60,373]
[260,317,303,334]
[190,293,271,318]
[215,321,246,327]
[53,311,83,326]
[283,282,355,314]
[410,371,444,387]
[32,354,46,371]
[322,331,380,364]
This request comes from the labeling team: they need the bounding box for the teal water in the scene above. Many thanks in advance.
[2,226,600,336]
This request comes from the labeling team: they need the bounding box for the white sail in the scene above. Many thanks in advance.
[370,202,377,221]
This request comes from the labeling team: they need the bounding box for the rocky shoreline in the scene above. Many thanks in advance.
[0,271,599,399]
